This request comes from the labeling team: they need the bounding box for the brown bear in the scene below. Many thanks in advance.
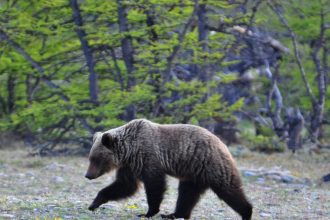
[85,119,252,219]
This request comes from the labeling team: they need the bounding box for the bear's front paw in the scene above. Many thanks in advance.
[88,199,104,211]
[137,214,149,219]
[88,202,99,211]
[88,194,108,211]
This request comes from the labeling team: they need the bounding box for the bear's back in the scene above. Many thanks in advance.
[139,122,234,180]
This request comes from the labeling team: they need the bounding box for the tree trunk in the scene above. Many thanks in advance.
[264,61,285,138]
[70,0,98,104]
[7,74,15,113]
[117,0,135,89]
[117,0,135,120]
[145,7,164,117]
[197,2,208,82]
[145,8,158,42]
[197,3,208,51]
[268,1,327,143]
[286,107,304,152]
[310,7,326,142]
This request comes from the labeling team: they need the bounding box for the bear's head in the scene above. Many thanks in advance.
[85,132,119,180]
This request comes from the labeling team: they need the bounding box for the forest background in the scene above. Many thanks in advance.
[0,0,329,154]
[0,1,330,219]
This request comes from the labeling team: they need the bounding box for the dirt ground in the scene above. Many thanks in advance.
[0,148,329,220]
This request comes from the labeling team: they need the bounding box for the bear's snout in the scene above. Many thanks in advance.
[85,173,95,180]
[85,163,100,180]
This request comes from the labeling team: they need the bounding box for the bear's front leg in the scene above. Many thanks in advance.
[88,188,109,211]
[88,167,138,211]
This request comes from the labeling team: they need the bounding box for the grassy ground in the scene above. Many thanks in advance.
[0,148,329,220]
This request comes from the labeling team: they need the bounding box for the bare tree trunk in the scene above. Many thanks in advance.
[117,0,134,88]
[25,74,33,104]
[117,0,135,120]
[145,7,158,42]
[197,2,208,82]
[25,74,40,104]
[310,6,327,141]
[197,3,208,52]
[70,0,98,104]
[264,61,285,138]
[7,74,15,113]
[197,1,214,130]
[286,107,304,152]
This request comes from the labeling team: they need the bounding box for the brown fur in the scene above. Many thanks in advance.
[86,119,252,219]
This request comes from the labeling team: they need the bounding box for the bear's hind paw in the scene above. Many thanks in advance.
[137,213,155,218]
[160,214,177,219]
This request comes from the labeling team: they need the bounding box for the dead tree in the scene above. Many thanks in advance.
[285,107,304,152]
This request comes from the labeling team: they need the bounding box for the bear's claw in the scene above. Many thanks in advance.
[88,203,99,211]
[137,213,156,218]
[160,214,177,219]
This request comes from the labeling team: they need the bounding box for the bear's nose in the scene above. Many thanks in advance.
[85,173,93,180]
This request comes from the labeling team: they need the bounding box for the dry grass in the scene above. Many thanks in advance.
[0,148,329,220]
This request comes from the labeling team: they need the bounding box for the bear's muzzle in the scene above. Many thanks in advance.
[85,164,100,180]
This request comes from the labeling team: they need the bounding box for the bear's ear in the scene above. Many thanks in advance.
[101,133,117,149]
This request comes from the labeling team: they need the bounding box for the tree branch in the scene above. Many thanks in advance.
[267,0,316,103]
[163,0,199,84]
[0,28,93,133]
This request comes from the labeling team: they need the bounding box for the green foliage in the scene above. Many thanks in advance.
[0,0,328,151]
[251,135,286,153]
[239,120,285,153]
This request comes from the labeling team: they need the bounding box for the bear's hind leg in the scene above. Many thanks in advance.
[211,184,252,220]
[161,180,206,219]
[138,173,166,218]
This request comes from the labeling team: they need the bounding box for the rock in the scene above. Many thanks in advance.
[293,188,301,193]
[26,171,35,178]
[6,196,20,203]
[44,163,66,171]
[256,177,265,183]
[243,170,258,177]
[240,167,302,184]
[17,173,25,178]
[51,176,64,183]
[281,175,294,183]
[0,172,8,177]
[0,214,15,218]
[259,211,272,217]
[269,174,282,181]
[47,204,58,208]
